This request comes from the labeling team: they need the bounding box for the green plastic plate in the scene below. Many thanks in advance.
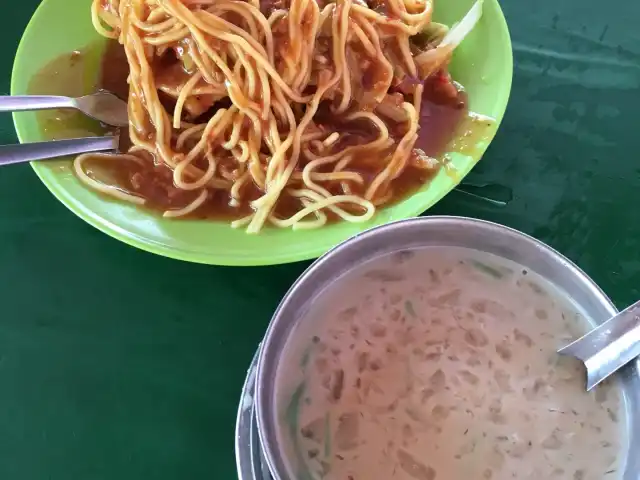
[11,0,512,265]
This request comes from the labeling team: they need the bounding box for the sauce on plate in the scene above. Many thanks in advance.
[28,42,495,221]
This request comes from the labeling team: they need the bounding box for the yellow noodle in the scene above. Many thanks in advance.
[173,72,202,129]
[79,0,460,233]
[75,154,146,204]
[163,190,209,217]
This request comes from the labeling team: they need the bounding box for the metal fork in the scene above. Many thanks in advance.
[0,91,126,165]
[1,92,128,127]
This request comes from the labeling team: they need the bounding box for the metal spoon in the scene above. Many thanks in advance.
[0,135,119,166]
[0,91,128,127]
[558,299,640,390]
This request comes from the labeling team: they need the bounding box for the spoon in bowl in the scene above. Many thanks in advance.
[0,91,128,127]
[558,299,640,390]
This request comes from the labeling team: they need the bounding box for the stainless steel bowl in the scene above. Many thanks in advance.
[235,350,273,480]
[251,216,640,479]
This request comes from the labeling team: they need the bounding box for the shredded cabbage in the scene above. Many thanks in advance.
[414,0,484,79]
[441,0,485,48]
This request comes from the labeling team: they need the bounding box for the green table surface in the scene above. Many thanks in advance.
[0,1,638,479]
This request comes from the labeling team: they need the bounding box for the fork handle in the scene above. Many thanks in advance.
[0,95,74,112]
[0,136,118,166]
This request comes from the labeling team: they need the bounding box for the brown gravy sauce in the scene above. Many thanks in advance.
[29,40,493,222]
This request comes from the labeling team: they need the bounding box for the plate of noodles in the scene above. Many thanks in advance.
[11,0,512,266]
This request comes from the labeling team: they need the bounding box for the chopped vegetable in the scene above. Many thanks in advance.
[470,259,504,279]
[440,0,484,49]
[300,346,311,370]
[413,22,450,48]
[323,413,331,458]
[405,299,417,318]
[414,0,484,78]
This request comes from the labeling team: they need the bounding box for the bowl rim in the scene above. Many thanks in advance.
[255,216,639,479]
[10,0,513,266]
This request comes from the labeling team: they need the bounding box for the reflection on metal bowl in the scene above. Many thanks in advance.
[240,217,639,479]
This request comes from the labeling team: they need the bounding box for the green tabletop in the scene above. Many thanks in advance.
[0,1,638,479]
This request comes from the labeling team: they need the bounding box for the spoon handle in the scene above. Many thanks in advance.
[0,136,118,166]
[0,95,75,112]
[558,299,640,390]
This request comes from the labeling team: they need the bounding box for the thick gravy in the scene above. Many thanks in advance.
[275,247,626,480]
